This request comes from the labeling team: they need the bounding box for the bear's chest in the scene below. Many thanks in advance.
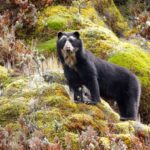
[62,50,77,68]
[65,55,77,68]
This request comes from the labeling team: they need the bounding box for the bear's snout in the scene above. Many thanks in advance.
[66,48,72,53]
[64,40,74,52]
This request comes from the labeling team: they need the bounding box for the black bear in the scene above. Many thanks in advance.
[56,31,141,121]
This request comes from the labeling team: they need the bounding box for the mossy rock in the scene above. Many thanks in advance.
[40,83,70,98]
[110,121,135,134]
[97,100,120,122]
[80,27,119,59]
[0,73,150,148]
[41,95,77,112]
[36,5,106,54]
[34,108,63,130]
[27,83,120,137]
[0,97,29,125]
[37,5,105,33]
[37,6,77,34]
[38,83,77,114]
[93,0,129,36]
[43,72,66,84]
[47,15,69,30]
[77,103,105,120]
[4,78,28,97]
[108,49,150,124]
[36,6,77,53]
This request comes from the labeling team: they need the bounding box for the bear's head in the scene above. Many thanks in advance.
[57,31,83,67]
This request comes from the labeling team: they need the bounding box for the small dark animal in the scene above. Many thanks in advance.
[56,31,141,121]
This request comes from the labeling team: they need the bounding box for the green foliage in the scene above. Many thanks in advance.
[37,38,56,54]
[46,16,68,30]
[111,121,135,134]
[0,66,8,84]
[37,5,75,33]
[94,0,129,35]
[0,74,150,149]
[108,49,150,86]
[0,97,28,125]
[5,79,28,97]
[80,26,119,58]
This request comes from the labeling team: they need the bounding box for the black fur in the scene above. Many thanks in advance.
[57,31,141,120]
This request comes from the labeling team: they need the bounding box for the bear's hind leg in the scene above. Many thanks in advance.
[117,97,139,121]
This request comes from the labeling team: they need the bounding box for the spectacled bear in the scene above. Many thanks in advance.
[56,31,141,121]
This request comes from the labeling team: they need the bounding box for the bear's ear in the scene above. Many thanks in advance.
[73,31,80,39]
[57,32,63,39]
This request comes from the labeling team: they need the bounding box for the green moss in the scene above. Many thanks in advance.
[77,103,105,120]
[5,79,28,97]
[38,83,77,115]
[99,137,110,149]
[21,88,38,99]
[37,6,76,33]
[0,69,150,147]
[80,7,105,27]
[111,121,135,134]
[97,100,120,122]
[46,16,68,30]
[0,97,28,125]
[94,0,129,35]
[41,83,70,98]
[36,4,107,41]
[37,38,56,54]
[108,49,150,86]
[80,27,119,58]
[41,95,77,111]
[0,66,8,84]
[35,109,62,128]
[65,113,96,131]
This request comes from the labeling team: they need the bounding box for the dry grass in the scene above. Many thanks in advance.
[43,55,63,73]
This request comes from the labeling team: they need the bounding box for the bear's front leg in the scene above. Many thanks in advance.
[72,85,84,103]
[84,76,100,105]
[64,65,84,103]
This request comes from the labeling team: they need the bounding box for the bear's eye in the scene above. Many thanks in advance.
[61,38,67,43]
[68,38,73,43]
[68,36,76,43]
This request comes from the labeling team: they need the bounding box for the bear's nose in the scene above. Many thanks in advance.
[66,48,71,52]
[66,47,72,52]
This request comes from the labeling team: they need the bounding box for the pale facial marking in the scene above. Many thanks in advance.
[61,40,77,67]
[59,35,67,41]
[69,36,76,40]
[60,35,78,67]
[63,40,74,52]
